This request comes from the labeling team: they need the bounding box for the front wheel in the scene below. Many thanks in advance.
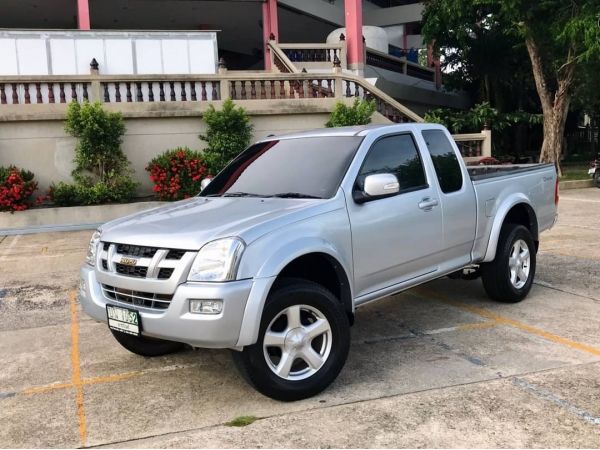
[481,224,536,303]
[232,278,350,401]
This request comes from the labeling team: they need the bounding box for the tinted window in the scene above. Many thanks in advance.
[200,136,362,199]
[356,134,427,192]
[422,130,463,193]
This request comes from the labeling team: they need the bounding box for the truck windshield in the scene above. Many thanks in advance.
[200,136,363,199]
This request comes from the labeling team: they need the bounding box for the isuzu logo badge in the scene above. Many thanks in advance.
[119,257,138,266]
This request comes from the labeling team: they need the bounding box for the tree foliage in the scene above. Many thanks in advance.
[326,99,377,128]
[424,102,542,134]
[199,99,253,174]
[423,0,600,167]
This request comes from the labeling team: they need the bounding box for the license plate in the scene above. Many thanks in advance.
[106,304,141,336]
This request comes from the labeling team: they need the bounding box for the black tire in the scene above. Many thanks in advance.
[481,224,536,303]
[111,329,184,357]
[232,278,350,401]
[594,170,600,188]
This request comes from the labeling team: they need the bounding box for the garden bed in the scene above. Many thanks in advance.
[0,201,165,235]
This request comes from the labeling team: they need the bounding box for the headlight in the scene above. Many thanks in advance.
[86,230,102,267]
[188,238,245,282]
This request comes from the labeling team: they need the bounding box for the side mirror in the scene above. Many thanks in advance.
[354,173,400,204]
[200,178,212,190]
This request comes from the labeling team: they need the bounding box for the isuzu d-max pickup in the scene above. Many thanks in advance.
[79,123,559,400]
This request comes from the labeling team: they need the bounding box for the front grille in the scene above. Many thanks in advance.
[116,244,158,258]
[157,268,174,279]
[100,242,190,280]
[115,263,148,278]
[166,249,186,260]
[102,284,173,310]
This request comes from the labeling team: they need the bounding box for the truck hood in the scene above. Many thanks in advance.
[99,196,338,250]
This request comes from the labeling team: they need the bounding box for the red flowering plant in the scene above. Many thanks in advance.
[146,148,209,201]
[0,166,39,212]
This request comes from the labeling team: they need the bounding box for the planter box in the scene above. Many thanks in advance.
[0,201,166,235]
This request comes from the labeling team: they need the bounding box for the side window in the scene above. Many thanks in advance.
[422,130,463,193]
[356,134,427,192]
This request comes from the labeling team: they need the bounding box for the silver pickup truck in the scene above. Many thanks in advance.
[79,123,558,401]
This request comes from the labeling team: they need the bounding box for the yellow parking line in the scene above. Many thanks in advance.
[21,382,74,395]
[20,372,143,397]
[415,288,600,357]
[456,321,498,331]
[82,371,142,386]
[69,290,87,447]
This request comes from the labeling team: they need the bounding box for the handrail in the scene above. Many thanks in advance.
[268,41,299,74]
[270,40,347,70]
[366,47,435,83]
[277,43,343,50]
[452,132,486,141]
[340,73,424,123]
[452,130,492,157]
[0,71,424,124]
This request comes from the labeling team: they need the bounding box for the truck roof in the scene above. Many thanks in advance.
[259,123,446,141]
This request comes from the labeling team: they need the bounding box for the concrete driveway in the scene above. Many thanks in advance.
[1,188,600,448]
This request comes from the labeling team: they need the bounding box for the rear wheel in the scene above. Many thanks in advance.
[111,329,184,357]
[232,278,350,401]
[481,224,536,303]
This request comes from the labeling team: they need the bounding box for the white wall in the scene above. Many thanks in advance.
[0,30,218,76]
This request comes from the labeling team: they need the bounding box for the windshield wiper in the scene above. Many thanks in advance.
[221,192,265,197]
[272,192,323,199]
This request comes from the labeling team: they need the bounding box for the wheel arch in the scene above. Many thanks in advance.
[483,197,539,262]
[274,252,353,319]
[236,240,354,347]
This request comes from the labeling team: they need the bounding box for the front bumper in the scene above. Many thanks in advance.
[79,265,257,348]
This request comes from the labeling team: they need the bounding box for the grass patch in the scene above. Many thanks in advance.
[561,165,590,181]
[225,415,258,427]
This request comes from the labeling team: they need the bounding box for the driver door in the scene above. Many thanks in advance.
[346,133,444,299]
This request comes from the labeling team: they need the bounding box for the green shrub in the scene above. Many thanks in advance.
[55,101,138,206]
[325,98,377,127]
[146,147,208,201]
[51,177,137,207]
[199,99,253,174]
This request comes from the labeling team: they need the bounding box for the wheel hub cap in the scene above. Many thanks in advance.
[285,328,308,351]
[509,239,531,289]
[263,304,333,381]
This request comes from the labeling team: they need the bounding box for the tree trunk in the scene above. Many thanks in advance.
[525,37,576,176]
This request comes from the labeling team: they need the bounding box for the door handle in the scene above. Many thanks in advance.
[418,197,439,211]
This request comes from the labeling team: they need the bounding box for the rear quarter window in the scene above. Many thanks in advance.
[422,130,463,193]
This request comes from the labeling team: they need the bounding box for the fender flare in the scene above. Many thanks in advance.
[482,194,538,262]
[235,238,353,347]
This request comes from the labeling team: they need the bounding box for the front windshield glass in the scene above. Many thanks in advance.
[200,136,363,199]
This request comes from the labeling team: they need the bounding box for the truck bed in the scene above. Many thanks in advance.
[468,162,557,264]
[467,164,556,182]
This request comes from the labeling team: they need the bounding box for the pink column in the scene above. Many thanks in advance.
[262,0,278,70]
[344,0,364,71]
[77,0,91,30]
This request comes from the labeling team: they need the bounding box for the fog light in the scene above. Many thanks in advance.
[189,299,223,315]
[79,278,86,293]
